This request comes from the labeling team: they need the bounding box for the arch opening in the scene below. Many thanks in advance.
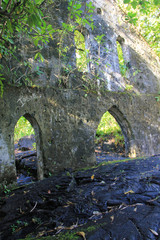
[14,114,43,185]
[95,106,132,162]
[74,30,87,72]
[116,40,127,77]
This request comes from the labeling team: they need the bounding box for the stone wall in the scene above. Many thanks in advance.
[0,0,160,184]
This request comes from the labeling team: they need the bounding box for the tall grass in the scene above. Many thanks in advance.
[14,116,35,143]
[96,112,124,146]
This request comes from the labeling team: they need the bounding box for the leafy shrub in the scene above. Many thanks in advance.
[96,112,125,147]
[14,117,35,143]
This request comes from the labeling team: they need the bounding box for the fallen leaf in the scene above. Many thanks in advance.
[92,198,97,201]
[150,229,158,236]
[93,211,101,215]
[134,207,137,212]
[124,190,135,195]
[110,215,114,222]
[77,231,86,240]
[23,190,29,194]
[91,190,95,196]
[63,201,75,207]
[66,201,74,205]
[20,207,25,214]
[91,174,94,180]
[36,231,45,238]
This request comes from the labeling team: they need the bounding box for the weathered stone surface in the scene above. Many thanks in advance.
[0,0,160,184]
[18,135,35,151]
[0,156,160,239]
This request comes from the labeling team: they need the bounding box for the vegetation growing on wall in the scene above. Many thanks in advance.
[0,0,95,94]
[0,0,159,97]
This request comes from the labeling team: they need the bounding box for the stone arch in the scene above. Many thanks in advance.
[14,113,44,180]
[108,105,133,156]
[96,105,134,157]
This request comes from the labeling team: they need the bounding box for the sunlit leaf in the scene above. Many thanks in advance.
[110,215,114,222]
[91,174,94,180]
[131,1,138,9]
[76,232,86,240]
[153,0,159,5]
[124,190,135,194]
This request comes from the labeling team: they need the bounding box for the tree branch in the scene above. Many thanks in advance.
[6,0,12,11]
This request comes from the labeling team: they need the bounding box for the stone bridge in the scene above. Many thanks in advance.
[0,0,160,184]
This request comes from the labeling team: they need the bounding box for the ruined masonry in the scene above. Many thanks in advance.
[0,0,160,184]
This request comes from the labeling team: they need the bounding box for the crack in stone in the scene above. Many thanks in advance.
[128,218,145,239]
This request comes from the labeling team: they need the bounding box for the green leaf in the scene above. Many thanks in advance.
[35,0,44,4]
[7,38,14,44]
[75,3,82,9]
[62,22,74,32]
[87,2,95,9]
[131,1,138,9]
[7,20,13,33]
[128,12,137,17]
[124,0,130,3]
[33,38,39,46]
[34,52,44,62]
[153,0,159,5]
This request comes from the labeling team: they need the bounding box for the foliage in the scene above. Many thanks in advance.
[94,34,105,45]
[0,0,54,57]
[0,0,55,94]
[3,184,11,195]
[57,0,95,77]
[68,0,95,30]
[118,0,160,57]
[155,92,160,101]
[14,116,35,142]
[0,0,96,95]
[125,84,133,91]
[11,220,28,233]
[96,112,124,147]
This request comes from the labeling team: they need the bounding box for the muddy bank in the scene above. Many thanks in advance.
[0,155,160,240]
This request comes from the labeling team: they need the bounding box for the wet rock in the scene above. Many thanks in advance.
[18,135,35,151]
[0,156,160,240]
[20,156,37,170]
[88,227,109,240]
[15,150,36,161]
[17,174,32,185]
[15,150,37,183]
[127,194,152,204]
[102,142,116,152]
